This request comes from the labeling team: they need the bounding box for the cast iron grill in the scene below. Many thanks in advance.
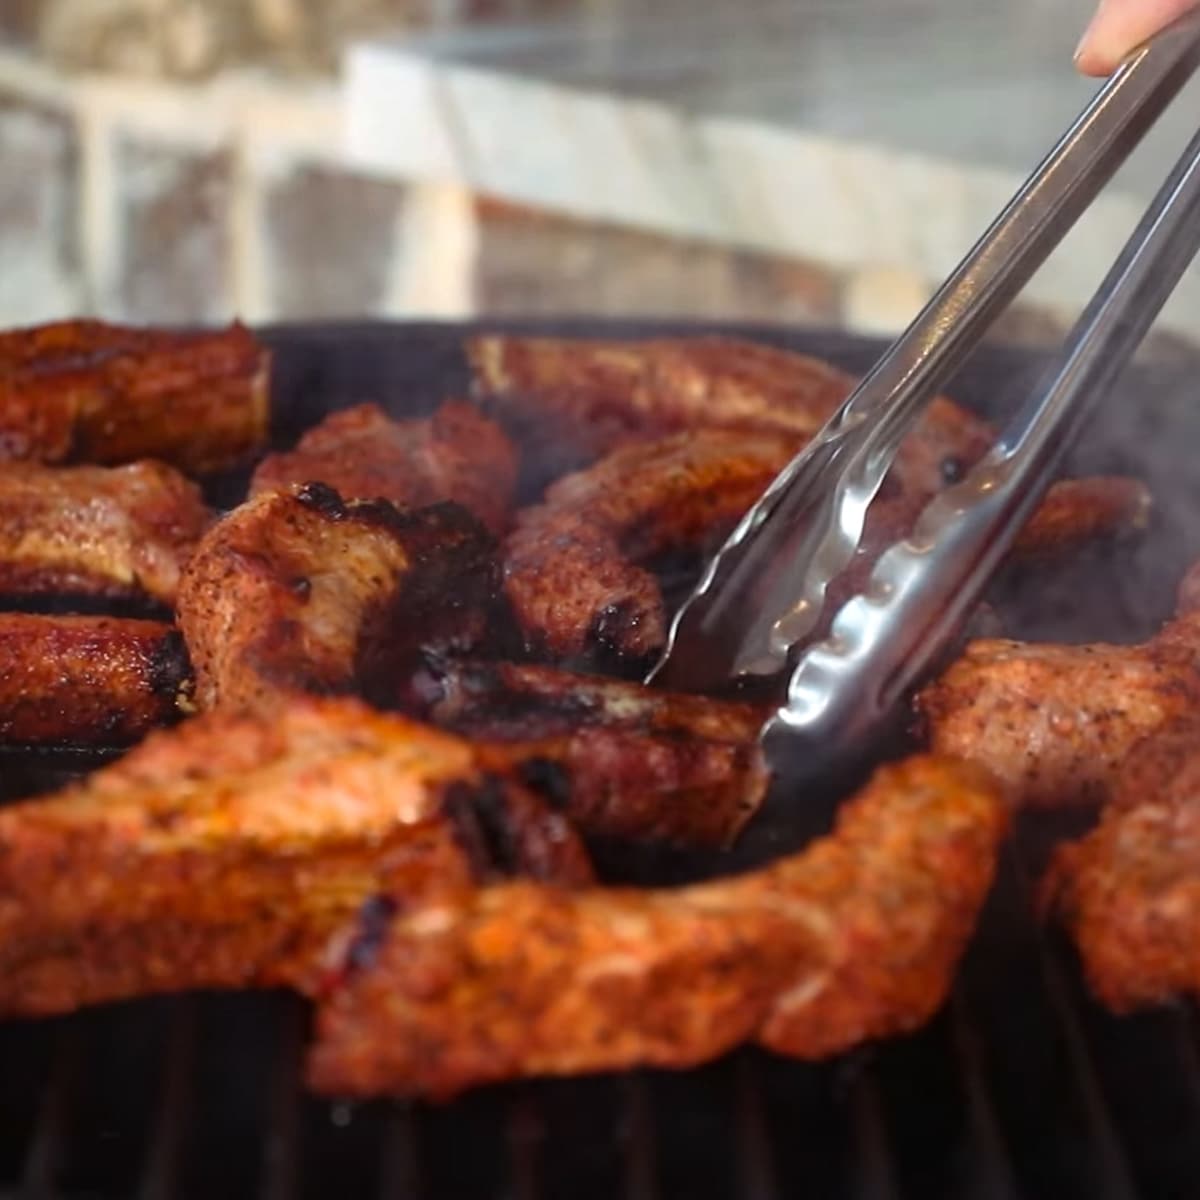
[2,321,1200,1200]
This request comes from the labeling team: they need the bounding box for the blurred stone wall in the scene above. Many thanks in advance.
[0,5,1193,356]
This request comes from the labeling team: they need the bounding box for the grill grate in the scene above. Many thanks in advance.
[4,321,1200,1200]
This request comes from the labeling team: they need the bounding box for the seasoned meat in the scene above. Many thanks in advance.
[0,696,591,1018]
[999,475,1151,561]
[0,613,189,748]
[0,460,210,605]
[503,429,802,663]
[307,755,1006,1099]
[406,658,770,848]
[1043,716,1200,1012]
[504,424,1155,666]
[917,611,1200,807]
[251,402,518,535]
[177,484,497,712]
[468,335,993,494]
[0,320,269,474]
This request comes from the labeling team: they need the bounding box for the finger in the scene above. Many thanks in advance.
[1075,0,1199,75]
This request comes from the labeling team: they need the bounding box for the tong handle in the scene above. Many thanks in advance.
[767,114,1200,764]
[650,8,1200,694]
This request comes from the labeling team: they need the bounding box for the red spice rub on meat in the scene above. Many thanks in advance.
[503,429,802,663]
[251,402,518,535]
[917,610,1200,808]
[1044,716,1200,1013]
[307,755,1006,1099]
[0,695,592,1018]
[0,320,269,474]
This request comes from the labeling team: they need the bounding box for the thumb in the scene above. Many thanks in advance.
[1075,0,1199,75]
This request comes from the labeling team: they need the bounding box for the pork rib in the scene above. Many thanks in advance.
[502,429,801,663]
[251,402,518,535]
[407,657,770,848]
[468,335,992,494]
[0,320,269,474]
[0,460,210,605]
[1044,716,1200,1012]
[0,613,189,748]
[917,610,1200,808]
[0,695,592,1018]
[177,484,497,712]
[308,755,1006,1099]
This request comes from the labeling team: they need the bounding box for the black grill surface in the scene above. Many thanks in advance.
[2,320,1200,1200]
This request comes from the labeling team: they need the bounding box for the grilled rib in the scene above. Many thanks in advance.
[917,609,1200,807]
[405,658,770,848]
[307,755,1006,1099]
[251,402,518,535]
[503,429,801,664]
[0,612,189,748]
[0,320,269,474]
[1044,716,1200,1012]
[0,460,210,605]
[0,695,592,1018]
[177,483,498,712]
[468,335,993,494]
[503,425,1155,666]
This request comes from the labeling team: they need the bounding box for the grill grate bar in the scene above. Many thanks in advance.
[948,992,1022,1200]
[846,1068,898,1200]
[620,1074,659,1200]
[377,1104,422,1200]
[1009,841,1140,1200]
[19,1025,81,1200]
[505,1090,543,1200]
[137,1000,197,1200]
[258,1000,304,1200]
[1179,1007,1200,1106]
[733,1054,779,1200]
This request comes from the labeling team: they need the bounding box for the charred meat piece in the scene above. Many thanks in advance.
[0,320,269,474]
[504,425,1155,667]
[917,610,1200,808]
[308,755,1006,1099]
[406,658,770,848]
[251,402,518,535]
[177,484,497,712]
[0,460,210,605]
[0,613,189,748]
[1044,716,1200,1013]
[503,429,802,664]
[0,695,592,1018]
[468,335,993,495]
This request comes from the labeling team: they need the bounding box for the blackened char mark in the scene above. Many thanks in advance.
[518,757,573,811]
[443,778,521,880]
[147,628,193,709]
[294,481,347,520]
[345,895,400,973]
[582,602,656,681]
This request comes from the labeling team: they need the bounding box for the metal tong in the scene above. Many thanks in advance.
[649,10,1200,776]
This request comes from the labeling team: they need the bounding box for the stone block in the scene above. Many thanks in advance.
[113,137,233,323]
[262,164,412,320]
[0,94,80,325]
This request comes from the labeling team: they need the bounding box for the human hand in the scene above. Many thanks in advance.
[1075,0,1200,75]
